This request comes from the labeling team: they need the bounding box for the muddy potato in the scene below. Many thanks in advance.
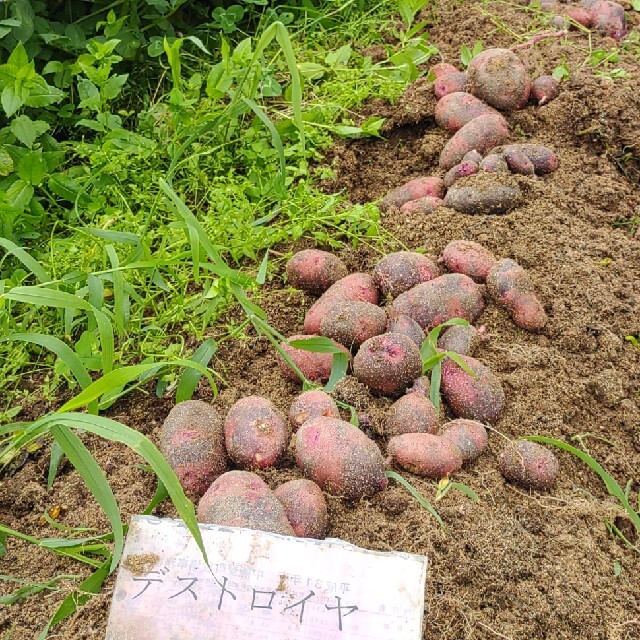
[479,153,509,173]
[295,417,388,499]
[504,147,535,176]
[491,144,558,175]
[434,72,468,99]
[463,150,483,164]
[439,419,488,463]
[285,249,348,295]
[386,313,425,347]
[439,240,498,283]
[289,390,340,430]
[387,433,463,478]
[441,354,505,424]
[589,0,627,40]
[498,440,559,490]
[399,196,444,214]
[531,75,560,105]
[406,375,431,397]
[435,92,499,133]
[438,324,486,356]
[320,300,387,349]
[373,251,439,299]
[444,182,523,215]
[444,160,479,187]
[160,400,227,497]
[197,470,294,535]
[430,62,459,78]
[275,479,328,539]
[380,177,445,212]
[279,334,350,382]
[385,393,439,436]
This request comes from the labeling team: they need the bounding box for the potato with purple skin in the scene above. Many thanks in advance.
[430,62,459,78]
[289,390,340,431]
[441,355,504,424]
[439,240,498,283]
[320,300,387,349]
[224,396,289,469]
[444,160,479,187]
[435,92,499,133]
[353,333,422,397]
[197,471,295,535]
[444,182,523,215]
[387,433,463,478]
[434,72,468,100]
[440,419,488,463]
[406,375,431,397]
[564,5,593,27]
[486,258,548,331]
[479,153,509,173]
[491,144,558,175]
[278,334,350,382]
[589,0,627,40]
[386,314,425,347]
[285,249,348,295]
[380,177,445,212]
[385,393,439,436]
[498,440,559,490]
[391,273,485,330]
[504,148,535,176]
[437,324,486,356]
[160,400,227,498]
[463,150,483,164]
[399,196,444,215]
[295,417,388,499]
[531,75,560,105]
[373,251,440,299]
[275,479,328,539]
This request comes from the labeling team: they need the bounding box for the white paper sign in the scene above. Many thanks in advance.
[106,515,427,640]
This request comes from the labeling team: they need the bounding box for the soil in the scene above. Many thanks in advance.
[1,1,640,639]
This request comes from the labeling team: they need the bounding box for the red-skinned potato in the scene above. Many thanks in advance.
[275,479,328,539]
[439,419,488,463]
[531,75,560,105]
[385,393,439,436]
[435,92,499,133]
[437,324,486,356]
[589,1,627,40]
[399,196,444,215]
[490,144,558,175]
[197,470,295,535]
[439,240,497,283]
[430,62,459,78]
[387,433,463,478]
[373,251,439,299]
[320,300,387,349]
[444,160,479,187]
[289,390,340,431]
[224,396,289,469]
[386,313,425,348]
[160,400,227,498]
[504,147,535,176]
[406,375,431,397]
[295,417,388,499]
[498,440,559,490]
[278,334,350,382]
[380,177,445,212]
[563,5,593,27]
[285,249,348,295]
[479,153,509,173]
[463,150,483,164]
[434,72,468,99]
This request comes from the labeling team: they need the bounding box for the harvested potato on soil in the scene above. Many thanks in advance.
[504,147,535,176]
[479,153,509,173]
[491,144,558,175]
[467,47,531,111]
[274,479,328,539]
[380,177,445,212]
[406,375,431,397]
[385,392,439,436]
[289,390,340,430]
[486,258,548,331]
[434,72,469,99]
[498,440,559,490]
[439,419,488,463]
[224,396,289,469]
[391,273,485,330]
[531,75,560,105]
[278,334,350,382]
[437,324,486,356]
[353,333,423,397]
[320,300,387,349]
[562,5,593,27]
[439,240,497,283]
[444,160,479,187]
[399,196,444,214]
[386,313,425,347]
[463,150,483,164]
[373,251,440,299]
[430,62,459,78]
[160,400,227,497]
[285,249,348,295]
[295,417,388,499]
[435,92,499,133]
[589,0,627,40]
[441,354,505,424]
[387,433,463,478]
[444,181,523,215]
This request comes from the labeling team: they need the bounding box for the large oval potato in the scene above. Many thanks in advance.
[435,92,498,132]
[439,240,497,283]
[387,433,463,478]
[439,419,488,463]
[444,182,522,215]
[380,177,445,212]
[373,251,439,299]
[289,390,340,430]
[275,479,328,539]
[385,393,439,436]
[278,334,350,382]
[285,249,348,295]
[320,300,387,349]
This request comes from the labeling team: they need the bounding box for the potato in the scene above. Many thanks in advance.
[295,417,388,499]
[498,440,559,490]
[531,75,560,105]
[399,196,444,215]
[391,273,485,330]
[373,251,439,299]
[437,324,486,356]
[285,249,348,295]
[490,144,558,175]
[467,48,531,111]
[406,375,431,397]
[434,72,468,100]
[385,393,439,436]
[504,147,535,176]
[463,150,483,164]
[274,479,328,539]
[386,313,425,347]
[444,182,523,215]
[430,62,459,78]
[278,334,350,382]
[441,355,505,424]
[486,258,548,331]
[439,240,498,283]
[589,0,627,40]
[380,177,445,212]
[353,333,422,397]
[435,92,498,133]
[224,396,289,469]
[479,153,509,173]
[563,5,593,27]
[289,390,340,430]
[320,300,387,349]
[197,470,294,535]
[439,113,510,170]
[160,400,227,497]
[387,433,463,478]
[444,160,479,187]
[439,419,488,463]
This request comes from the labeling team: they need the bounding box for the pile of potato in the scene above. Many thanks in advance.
[537,0,628,40]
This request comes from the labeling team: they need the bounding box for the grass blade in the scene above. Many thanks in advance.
[47,441,65,490]
[289,336,346,353]
[430,361,442,412]
[0,238,50,282]
[325,351,348,392]
[175,338,218,403]
[386,470,444,527]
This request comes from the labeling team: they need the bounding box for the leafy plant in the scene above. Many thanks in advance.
[434,477,479,503]
[396,0,431,31]
[460,40,483,67]
[385,470,444,526]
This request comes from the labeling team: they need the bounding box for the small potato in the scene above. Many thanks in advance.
[531,75,560,105]
[373,251,439,299]
[160,400,227,497]
[463,150,483,164]
[491,144,558,175]
[439,113,510,170]
[320,300,387,349]
[430,62,459,78]
[353,333,423,397]
[504,147,535,176]
[399,196,444,215]
[224,396,289,469]
[289,390,340,430]
[391,273,485,330]
[385,393,439,436]
[434,72,468,100]
[386,313,425,347]
[441,355,504,424]
[275,479,328,539]
[563,5,593,27]
[498,440,559,490]
[295,417,388,499]
[285,249,348,295]
[467,48,531,111]
[278,334,350,382]
[439,419,488,463]
[479,153,509,173]
[198,470,294,535]
[387,433,463,478]
[406,375,431,397]
[380,177,445,212]
[589,0,627,40]
[435,92,499,133]
[444,183,523,215]
[444,160,479,187]
[438,324,486,356]
[439,240,498,283]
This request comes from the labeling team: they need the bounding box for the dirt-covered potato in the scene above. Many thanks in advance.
[441,354,505,424]
[491,144,558,175]
[504,147,535,176]
[285,249,348,295]
[531,75,560,105]
[289,390,340,430]
[430,62,459,78]
[444,160,479,187]
[387,433,463,478]
[197,470,294,535]
[444,182,523,215]
[386,313,425,347]
[406,375,431,397]
[589,0,627,40]
[479,153,509,173]
[435,92,499,133]
[439,419,488,463]
[399,196,444,214]
[353,333,422,397]
[437,324,486,356]
[274,479,328,539]
[434,72,468,99]
[278,334,350,382]
[498,440,559,490]
[295,417,388,499]
[463,150,483,164]
[439,240,498,283]
[160,400,227,497]
[563,5,593,26]
[373,251,439,299]
[380,177,445,212]
[385,393,439,436]
[320,300,387,349]
[391,273,485,330]
[224,396,289,469]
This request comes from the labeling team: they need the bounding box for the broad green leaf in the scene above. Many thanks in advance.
[5,179,33,209]
[0,145,13,176]
[9,115,49,148]
[17,150,47,186]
